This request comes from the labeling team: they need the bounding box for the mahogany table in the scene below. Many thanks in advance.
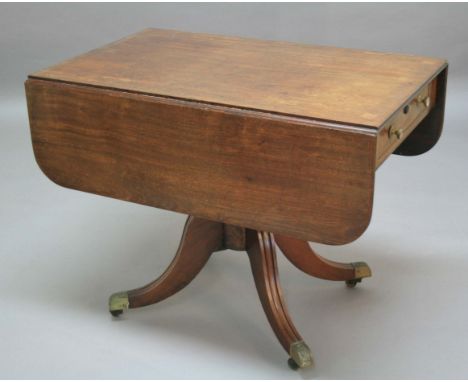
[25,28,447,369]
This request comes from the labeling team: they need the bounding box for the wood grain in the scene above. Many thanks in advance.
[26,79,376,245]
[111,216,316,366]
[127,216,223,308]
[30,28,446,128]
[246,230,304,355]
[275,234,357,281]
[25,29,448,245]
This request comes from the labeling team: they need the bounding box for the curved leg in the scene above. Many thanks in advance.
[109,216,224,316]
[275,234,371,286]
[246,230,313,369]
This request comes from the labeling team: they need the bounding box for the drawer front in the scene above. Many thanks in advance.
[376,78,437,167]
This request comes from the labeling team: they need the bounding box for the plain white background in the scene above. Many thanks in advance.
[1,3,468,379]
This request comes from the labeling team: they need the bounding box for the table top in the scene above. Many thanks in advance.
[31,28,446,129]
[26,29,448,244]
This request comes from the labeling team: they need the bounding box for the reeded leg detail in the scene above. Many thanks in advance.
[108,216,374,368]
[275,234,371,285]
[246,230,313,369]
[109,216,224,316]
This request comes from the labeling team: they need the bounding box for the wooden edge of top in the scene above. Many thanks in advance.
[25,76,378,137]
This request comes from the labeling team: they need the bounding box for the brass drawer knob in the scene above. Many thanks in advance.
[388,125,403,140]
[423,96,431,108]
[416,94,431,108]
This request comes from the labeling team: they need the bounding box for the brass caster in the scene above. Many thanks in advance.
[351,261,372,279]
[109,291,129,317]
[346,261,372,287]
[288,357,299,370]
[289,340,313,369]
[110,309,123,317]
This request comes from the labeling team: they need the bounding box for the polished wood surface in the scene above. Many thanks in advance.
[25,29,448,244]
[276,234,356,281]
[113,216,361,367]
[26,79,376,245]
[245,230,305,361]
[127,217,223,308]
[26,29,448,369]
[110,216,370,367]
[31,28,446,128]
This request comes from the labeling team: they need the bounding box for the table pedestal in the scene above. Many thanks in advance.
[109,216,372,369]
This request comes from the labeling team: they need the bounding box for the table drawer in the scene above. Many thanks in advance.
[376,78,438,167]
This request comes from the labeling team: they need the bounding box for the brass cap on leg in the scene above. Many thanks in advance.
[289,340,314,368]
[109,291,129,314]
[351,261,372,279]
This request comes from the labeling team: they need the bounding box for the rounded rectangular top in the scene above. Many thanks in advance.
[30,28,446,128]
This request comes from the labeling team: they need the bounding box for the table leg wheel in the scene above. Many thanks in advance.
[288,357,300,370]
[346,262,372,288]
[110,309,123,317]
[345,278,362,288]
[109,292,129,317]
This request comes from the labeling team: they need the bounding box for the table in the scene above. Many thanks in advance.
[25,28,447,369]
